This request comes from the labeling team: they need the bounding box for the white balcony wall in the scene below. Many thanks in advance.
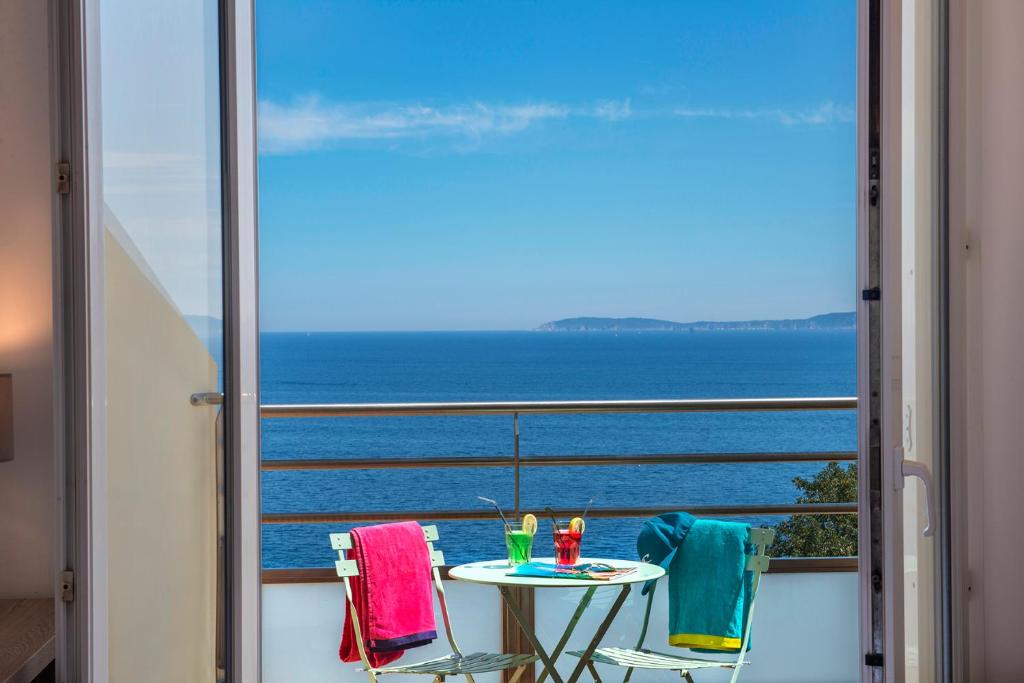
[263,572,857,683]
[104,220,219,682]
[536,572,858,683]
[263,580,502,683]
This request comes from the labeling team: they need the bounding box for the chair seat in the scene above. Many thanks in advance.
[567,647,746,671]
[371,652,539,676]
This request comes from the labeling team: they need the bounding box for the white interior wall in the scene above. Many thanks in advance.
[959,1,1024,681]
[0,0,56,599]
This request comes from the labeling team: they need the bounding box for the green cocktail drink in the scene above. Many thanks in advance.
[505,528,534,566]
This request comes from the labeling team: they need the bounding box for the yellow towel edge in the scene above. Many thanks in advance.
[668,633,742,651]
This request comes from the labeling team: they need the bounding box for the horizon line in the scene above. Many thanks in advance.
[196,311,856,335]
[257,326,857,334]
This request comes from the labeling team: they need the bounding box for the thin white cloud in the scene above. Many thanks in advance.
[259,95,634,153]
[589,98,632,122]
[258,95,849,154]
[673,100,854,125]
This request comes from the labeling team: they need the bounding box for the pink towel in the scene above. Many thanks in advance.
[340,522,438,667]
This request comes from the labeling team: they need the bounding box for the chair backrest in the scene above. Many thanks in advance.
[329,524,445,577]
[329,523,463,669]
[746,526,775,575]
[728,526,775,683]
[634,525,776,672]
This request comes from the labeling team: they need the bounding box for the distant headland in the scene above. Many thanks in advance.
[536,312,855,332]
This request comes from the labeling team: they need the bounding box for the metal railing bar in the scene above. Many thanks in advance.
[260,396,857,418]
[260,450,858,471]
[513,412,520,517]
[262,502,857,525]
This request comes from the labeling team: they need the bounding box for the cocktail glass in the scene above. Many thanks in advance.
[505,524,534,566]
[553,522,583,566]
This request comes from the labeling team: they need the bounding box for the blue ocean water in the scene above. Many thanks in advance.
[260,330,856,568]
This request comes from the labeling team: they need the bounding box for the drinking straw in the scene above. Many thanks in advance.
[478,496,512,532]
[581,497,595,520]
[544,506,562,532]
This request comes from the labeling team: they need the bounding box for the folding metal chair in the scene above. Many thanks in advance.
[332,524,539,683]
[566,527,775,683]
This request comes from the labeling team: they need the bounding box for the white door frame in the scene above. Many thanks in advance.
[51,0,107,678]
[858,0,960,680]
[220,1,263,680]
[51,0,261,680]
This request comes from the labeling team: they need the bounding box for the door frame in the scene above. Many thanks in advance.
[219,1,262,680]
[52,0,107,678]
[856,0,888,680]
[857,0,959,680]
[51,0,261,680]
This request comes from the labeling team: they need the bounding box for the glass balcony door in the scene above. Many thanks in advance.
[97,0,227,680]
[60,0,259,680]
[860,0,951,679]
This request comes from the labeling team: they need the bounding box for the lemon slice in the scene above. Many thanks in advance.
[521,513,538,536]
[569,517,586,535]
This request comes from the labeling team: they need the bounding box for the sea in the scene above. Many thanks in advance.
[260,330,856,569]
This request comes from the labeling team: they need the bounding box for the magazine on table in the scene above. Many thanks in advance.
[507,562,637,580]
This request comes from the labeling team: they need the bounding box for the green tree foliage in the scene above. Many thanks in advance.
[773,462,858,558]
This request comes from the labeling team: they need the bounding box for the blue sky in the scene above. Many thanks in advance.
[256,1,856,331]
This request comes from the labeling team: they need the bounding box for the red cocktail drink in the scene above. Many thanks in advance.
[553,526,583,566]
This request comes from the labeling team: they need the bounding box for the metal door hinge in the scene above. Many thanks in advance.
[60,570,75,603]
[865,652,884,667]
[56,162,71,195]
[869,148,880,181]
[868,147,880,206]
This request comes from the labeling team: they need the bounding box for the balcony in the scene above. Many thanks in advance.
[258,398,860,683]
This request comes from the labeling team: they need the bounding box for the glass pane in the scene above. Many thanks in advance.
[99,0,224,680]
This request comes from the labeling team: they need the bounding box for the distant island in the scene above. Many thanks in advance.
[536,312,855,332]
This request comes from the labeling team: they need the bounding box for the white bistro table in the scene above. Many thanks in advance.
[449,558,665,683]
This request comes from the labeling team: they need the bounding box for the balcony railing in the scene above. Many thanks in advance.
[258,396,858,581]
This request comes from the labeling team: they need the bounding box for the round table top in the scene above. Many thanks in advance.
[448,557,665,588]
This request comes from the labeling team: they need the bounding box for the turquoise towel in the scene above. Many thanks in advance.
[668,519,753,653]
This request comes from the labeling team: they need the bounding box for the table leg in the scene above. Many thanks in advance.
[536,587,597,683]
[499,586,565,683]
[566,585,631,683]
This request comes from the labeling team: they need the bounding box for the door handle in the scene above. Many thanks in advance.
[190,391,224,406]
[894,447,936,537]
